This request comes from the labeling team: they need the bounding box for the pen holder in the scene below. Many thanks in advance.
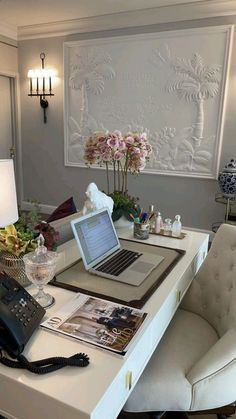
[133,222,150,240]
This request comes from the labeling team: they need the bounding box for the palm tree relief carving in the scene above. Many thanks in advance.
[167,53,221,145]
[150,46,222,172]
[69,49,115,136]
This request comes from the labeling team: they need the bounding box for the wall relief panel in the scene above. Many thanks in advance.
[64,25,233,178]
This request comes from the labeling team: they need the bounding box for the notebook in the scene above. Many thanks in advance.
[70,208,164,286]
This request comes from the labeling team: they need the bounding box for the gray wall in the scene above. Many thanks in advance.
[0,39,18,74]
[18,15,236,231]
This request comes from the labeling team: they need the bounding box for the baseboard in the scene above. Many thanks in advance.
[21,200,56,214]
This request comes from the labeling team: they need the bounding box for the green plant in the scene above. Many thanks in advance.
[0,203,59,257]
[109,191,141,222]
[0,224,37,257]
[15,200,42,232]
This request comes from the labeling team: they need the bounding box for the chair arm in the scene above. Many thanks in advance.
[186,329,236,410]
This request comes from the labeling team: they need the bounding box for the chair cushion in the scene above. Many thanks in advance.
[124,308,218,413]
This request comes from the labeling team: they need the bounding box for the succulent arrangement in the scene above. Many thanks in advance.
[0,224,37,257]
[0,203,59,257]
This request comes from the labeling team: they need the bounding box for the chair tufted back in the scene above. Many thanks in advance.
[181,224,236,337]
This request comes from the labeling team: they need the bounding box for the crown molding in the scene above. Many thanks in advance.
[0,21,17,41]
[18,0,236,40]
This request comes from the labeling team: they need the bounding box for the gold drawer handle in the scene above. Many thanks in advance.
[125,371,132,390]
[177,290,182,303]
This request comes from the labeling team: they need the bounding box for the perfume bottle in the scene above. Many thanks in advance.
[172,215,182,237]
[148,204,156,232]
[155,212,163,234]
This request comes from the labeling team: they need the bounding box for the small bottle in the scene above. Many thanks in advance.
[149,204,154,213]
[172,215,182,237]
[163,218,172,235]
[155,212,162,234]
[148,204,156,232]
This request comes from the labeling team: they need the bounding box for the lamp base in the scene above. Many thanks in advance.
[0,252,31,287]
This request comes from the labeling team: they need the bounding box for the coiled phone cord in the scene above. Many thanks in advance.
[0,350,90,374]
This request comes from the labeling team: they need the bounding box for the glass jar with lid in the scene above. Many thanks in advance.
[163,218,172,235]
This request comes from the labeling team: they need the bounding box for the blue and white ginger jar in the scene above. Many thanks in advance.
[218,159,236,198]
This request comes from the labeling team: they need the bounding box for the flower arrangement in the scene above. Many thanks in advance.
[0,204,59,257]
[84,130,152,220]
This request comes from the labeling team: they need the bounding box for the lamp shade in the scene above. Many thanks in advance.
[0,159,19,227]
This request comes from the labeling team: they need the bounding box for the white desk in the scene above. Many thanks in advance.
[0,230,209,419]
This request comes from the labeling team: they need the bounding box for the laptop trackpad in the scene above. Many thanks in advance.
[130,261,155,273]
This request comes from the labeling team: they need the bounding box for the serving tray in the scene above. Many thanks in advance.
[50,239,185,309]
[150,230,186,240]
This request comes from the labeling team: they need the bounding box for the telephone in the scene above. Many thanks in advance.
[0,273,46,358]
[0,273,90,374]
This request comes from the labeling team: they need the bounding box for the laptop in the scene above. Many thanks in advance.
[70,208,164,286]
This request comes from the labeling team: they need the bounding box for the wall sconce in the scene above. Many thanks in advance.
[27,52,55,123]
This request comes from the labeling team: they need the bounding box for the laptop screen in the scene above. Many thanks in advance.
[71,208,120,270]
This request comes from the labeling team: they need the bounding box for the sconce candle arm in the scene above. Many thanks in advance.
[29,78,33,95]
[41,53,45,96]
[27,52,55,123]
[28,93,54,97]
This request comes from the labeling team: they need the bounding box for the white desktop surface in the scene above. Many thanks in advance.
[0,229,209,419]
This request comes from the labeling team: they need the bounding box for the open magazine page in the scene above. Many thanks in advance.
[40,293,148,355]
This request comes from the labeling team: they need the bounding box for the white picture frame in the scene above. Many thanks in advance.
[64,25,233,178]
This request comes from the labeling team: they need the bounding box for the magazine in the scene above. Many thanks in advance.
[40,293,148,355]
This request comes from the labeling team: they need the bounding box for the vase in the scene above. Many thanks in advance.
[218,159,236,199]
[0,251,31,287]
[113,215,134,229]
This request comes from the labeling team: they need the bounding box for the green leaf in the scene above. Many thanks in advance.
[5,225,18,236]
[112,208,123,221]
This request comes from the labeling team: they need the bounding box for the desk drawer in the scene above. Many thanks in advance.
[176,239,208,304]
[93,325,153,419]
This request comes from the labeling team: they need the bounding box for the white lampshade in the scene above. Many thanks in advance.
[0,159,19,227]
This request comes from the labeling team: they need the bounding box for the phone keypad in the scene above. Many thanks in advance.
[0,274,46,357]
[7,290,44,328]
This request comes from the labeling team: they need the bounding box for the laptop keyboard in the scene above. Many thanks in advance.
[95,249,142,276]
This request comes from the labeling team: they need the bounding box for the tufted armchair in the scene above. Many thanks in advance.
[123,223,236,418]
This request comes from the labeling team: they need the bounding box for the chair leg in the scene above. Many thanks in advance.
[120,409,235,419]
[119,411,166,419]
[188,404,236,418]
[164,414,190,419]
[147,413,166,419]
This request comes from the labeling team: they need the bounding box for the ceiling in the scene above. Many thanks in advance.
[0,0,210,28]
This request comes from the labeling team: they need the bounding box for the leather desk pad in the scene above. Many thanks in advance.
[51,239,185,309]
